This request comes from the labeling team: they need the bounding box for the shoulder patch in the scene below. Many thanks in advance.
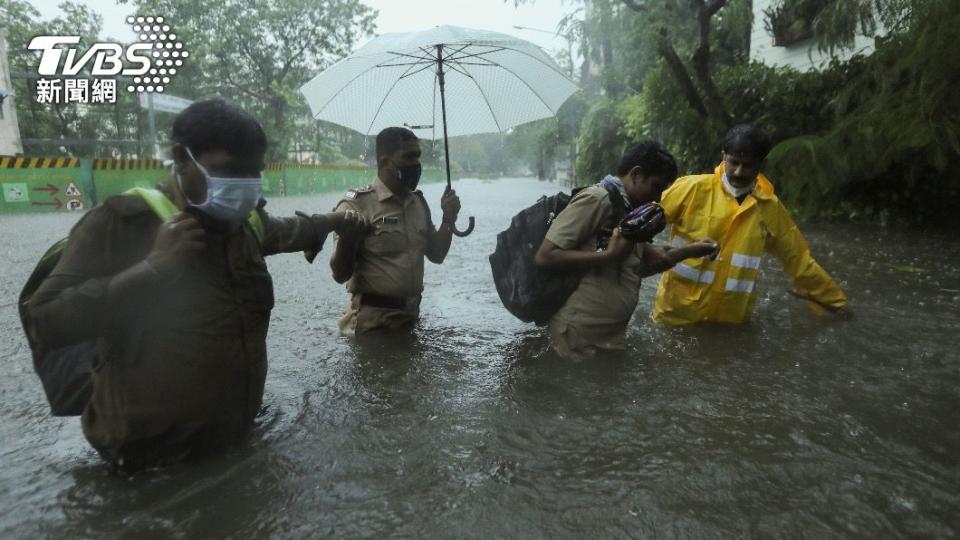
[344,185,374,200]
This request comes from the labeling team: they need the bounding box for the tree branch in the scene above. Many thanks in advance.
[657,28,709,118]
[621,0,648,12]
[705,0,727,17]
[692,0,733,125]
[222,70,269,102]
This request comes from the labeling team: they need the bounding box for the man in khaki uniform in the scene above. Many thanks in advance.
[331,127,461,336]
[535,141,718,358]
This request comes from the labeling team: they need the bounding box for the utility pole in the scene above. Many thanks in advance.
[146,92,158,159]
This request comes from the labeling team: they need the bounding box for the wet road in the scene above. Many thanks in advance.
[1,177,958,538]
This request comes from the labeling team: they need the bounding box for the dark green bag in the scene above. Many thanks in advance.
[18,238,96,416]
[18,188,264,416]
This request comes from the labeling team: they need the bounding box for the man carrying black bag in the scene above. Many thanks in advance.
[534,142,718,358]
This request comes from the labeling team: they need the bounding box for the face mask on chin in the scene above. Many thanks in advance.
[722,172,756,198]
[395,162,422,192]
[178,147,263,222]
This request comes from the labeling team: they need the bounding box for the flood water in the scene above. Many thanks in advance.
[1,177,958,538]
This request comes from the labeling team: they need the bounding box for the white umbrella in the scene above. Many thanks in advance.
[300,25,579,236]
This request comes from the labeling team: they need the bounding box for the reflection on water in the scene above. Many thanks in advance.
[0,178,957,538]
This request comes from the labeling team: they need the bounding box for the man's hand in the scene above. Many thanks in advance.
[641,243,675,275]
[690,238,720,259]
[328,209,368,240]
[440,187,460,224]
[147,212,205,275]
[606,227,637,262]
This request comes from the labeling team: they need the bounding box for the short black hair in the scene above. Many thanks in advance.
[722,124,773,161]
[376,126,418,160]
[171,98,267,158]
[617,140,678,182]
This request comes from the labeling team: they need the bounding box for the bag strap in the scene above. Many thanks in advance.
[125,187,178,220]
[600,183,628,223]
[246,209,265,245]
[123,187,264,244]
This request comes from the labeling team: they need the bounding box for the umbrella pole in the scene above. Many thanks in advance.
[437,45,453,191]
[435,44,475,237]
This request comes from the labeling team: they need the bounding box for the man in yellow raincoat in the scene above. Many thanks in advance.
[652,124,847,325]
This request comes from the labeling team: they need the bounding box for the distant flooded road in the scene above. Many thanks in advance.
[1,177,957,538]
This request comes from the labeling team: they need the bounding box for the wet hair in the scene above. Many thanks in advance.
[617,140,678,183]
[171,98,267,158]
[376,126,418,161]
[722,124,773,161]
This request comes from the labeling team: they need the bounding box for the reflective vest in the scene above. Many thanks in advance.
[652,164,847,325]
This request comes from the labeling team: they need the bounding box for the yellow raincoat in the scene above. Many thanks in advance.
[652,164,847,325]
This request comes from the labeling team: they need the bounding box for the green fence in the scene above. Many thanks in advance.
[0,156,452,215]
[0,157,93,213]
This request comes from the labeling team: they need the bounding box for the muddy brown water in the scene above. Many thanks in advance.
[1,177,958,538]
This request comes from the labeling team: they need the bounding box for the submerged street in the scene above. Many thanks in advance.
[1,177,958,538]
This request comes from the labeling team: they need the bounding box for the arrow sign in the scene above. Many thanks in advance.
[32,197,63,210]
[32,183,59,196]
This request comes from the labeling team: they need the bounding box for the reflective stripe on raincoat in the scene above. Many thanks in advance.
[652,163,847,325]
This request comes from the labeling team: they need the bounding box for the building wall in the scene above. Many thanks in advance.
[750,0,877,71]
[0,26,25,155]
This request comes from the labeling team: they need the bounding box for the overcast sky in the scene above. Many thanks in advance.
[31,0,580,60]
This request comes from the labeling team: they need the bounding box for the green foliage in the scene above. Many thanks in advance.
[763,0,916,54]
[764,0,830,46]
[2,0,376,161]
[620,64,717,175]
[1,0,140,157]
[767,0,960,225]
[575,98,625,184]
[120,0,376,162]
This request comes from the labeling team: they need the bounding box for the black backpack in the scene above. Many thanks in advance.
[489,184,626,326]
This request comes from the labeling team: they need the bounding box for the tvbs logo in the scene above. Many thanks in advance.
[28,16,188,97]
[29,36,153,76]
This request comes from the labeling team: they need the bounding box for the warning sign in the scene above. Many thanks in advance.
[66,199,84,211]
[64,182,82,197]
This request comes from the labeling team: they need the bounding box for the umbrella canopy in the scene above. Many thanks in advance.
[299,25,578,139]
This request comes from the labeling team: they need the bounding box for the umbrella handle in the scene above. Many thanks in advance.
[452,216,475,237]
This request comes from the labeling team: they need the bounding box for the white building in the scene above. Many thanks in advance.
[0,26,24,155]
[750,0,879,71]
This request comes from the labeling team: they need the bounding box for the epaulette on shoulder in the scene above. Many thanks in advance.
[343,185,374,200]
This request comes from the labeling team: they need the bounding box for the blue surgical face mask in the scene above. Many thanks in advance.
[178,147,263,222]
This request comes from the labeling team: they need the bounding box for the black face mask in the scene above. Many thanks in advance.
[396,163,422,191]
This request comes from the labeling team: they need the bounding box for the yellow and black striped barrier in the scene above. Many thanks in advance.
[92,159,164,170]
[1,156,80,168]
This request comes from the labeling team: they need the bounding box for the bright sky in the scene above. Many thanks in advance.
[31,0,580,61]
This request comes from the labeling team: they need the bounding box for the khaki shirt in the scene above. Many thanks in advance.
[544,185,646,358]
[26,187,330,470]
[333,178,437,336]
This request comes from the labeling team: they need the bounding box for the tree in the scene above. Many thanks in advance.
[122,0,376,161]
[0,0,138,157]
[620,0,741,126]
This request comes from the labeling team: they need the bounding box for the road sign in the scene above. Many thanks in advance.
[139,93,193,115]
[64,181,82,197]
